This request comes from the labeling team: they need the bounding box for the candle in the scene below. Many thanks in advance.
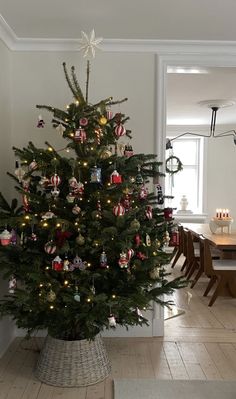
[219,208,222,219]
[216,209,219,218]
[223,209,225,218]
[226,209,229,218]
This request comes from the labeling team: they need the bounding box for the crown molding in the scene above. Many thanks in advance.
[1,14,236,54]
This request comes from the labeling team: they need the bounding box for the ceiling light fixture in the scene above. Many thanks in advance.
[166,99,236,149]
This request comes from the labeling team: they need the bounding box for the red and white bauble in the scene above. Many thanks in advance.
[50,173,61,187]
[73,181,84,195]
[29,159,37,171]
[145,205,153,220]
[113,203,125,216]
[72,204,81,215]
[79,117,88,126]
[74,128,87,143]
[106,110,113,120]
[114,124,126,138]
[44,241,57,254]
[127,248,134,260]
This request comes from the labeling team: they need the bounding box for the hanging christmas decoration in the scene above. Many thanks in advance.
[135,166,143,185]
[29,159,37,171]
[100,147,112,159]
[79,117,88,126]
[66,192,76,203]
[10,229,17,245]
[74,128,87,143]
[56,123,66,135]
[55,230,72,248]
[121,194,131,211]
[135,233,141,247]
[72,204,81,215]
[47,289,56,302]
[146,234,151,246]
[110,169,122,184]
[76,233,85,246]
[0,229,12,246]
[8,276,17,294]
[108,314,116,327]
[145,205,153,220]
[42,211,56,220]
[50,173,61,187]
[139,184,149,200]
[106,109,113,120]
[44,241,57,254]
[69,177,78,188]
[124,144,134,157]
[114,123,126,138]
[52,255,63,271]
[63,255,70,271]
[99,116,107,126]
[74,286,81,302]
[130,219,140,231]
[51,187,60,198]
[74,181,85,196]
[100,251,108,268]
[113,203,125,216]
[136,307,143,321]
[127,248,134,260]
[14,161,26,182]
[137,251,148,260]
[22,193,30,212]
[163,230,170,247]
[156,183,164,205]
[90,166,102,183]
[39,175,49,188]
[118,251,129,268]
[37,115,45,128]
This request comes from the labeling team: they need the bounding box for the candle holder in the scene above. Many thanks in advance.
[209,217,233,234]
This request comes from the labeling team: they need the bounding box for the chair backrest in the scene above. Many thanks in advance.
[199,235,214,276]
[186,230,196,261]
[182,228,189,257]
[178,225,184,252]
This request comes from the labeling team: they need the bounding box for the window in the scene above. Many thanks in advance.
[165,136,205,213]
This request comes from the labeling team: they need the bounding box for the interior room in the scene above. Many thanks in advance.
[0,1,236,398]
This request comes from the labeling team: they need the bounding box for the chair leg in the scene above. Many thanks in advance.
[208,276,226,306]
[180,258,187,272]
[203,276,217,297]
[190,266,203,288]
[184,260,194,277]
[171,249,182,268]
[186,260,199,281]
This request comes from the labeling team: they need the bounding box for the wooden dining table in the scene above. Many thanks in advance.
[181,222,236,298]
[181,223,236,253]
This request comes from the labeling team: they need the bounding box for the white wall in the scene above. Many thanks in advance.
[0,39,15,358]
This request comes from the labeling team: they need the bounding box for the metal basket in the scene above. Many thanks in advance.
[35,334,111,387]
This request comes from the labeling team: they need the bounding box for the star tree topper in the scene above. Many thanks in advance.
[79,29,103,58]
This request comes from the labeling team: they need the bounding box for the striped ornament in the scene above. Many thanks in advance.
[127,248,134,260]
[50,173,61,187]
[44,241,57,254]
[114,123,126,138]
[113,203,125,216]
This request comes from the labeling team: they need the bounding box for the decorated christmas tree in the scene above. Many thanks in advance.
[0,47,186,343]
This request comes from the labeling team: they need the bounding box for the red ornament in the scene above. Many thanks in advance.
[44,241,57,254]
[146,205,153,220]
[52,255,63,271]
[110,170,122,184]
[74,128,87,143]
[127,248,134,260]
[136,252,148,260]
[79,117,88,126]
[114,124,126,138]
[50,174,61,187]
[113,203,125,216]
[106,110,113,120]
[135,233,141,247]
[55,230,72,248]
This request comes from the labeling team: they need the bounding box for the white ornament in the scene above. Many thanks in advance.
[108,315,116,327]
[56,123,66,135]
[79,29,103,58]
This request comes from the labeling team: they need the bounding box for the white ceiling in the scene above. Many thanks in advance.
[1,0,236,127]
[1,0,236,41]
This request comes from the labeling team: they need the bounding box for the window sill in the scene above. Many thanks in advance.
[173,213,208,223]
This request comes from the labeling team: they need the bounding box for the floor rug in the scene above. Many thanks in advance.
[114,379,236,399]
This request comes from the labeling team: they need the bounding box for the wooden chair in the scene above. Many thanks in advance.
[190,236,221,289]
[200,236,236,306]
[183,229,200,280]
[171,225,184,268]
